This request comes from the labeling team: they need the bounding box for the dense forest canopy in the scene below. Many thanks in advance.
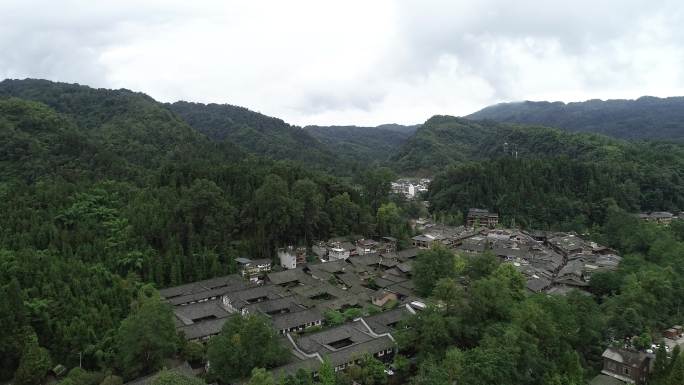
[304,124,418,166]
[0,80,402,382]
[1,78,684,385]
[391,114,684,174]
[467,96,684,140]
[167,101,340,171]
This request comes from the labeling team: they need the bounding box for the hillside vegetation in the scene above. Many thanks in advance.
[467,97,684,140]
[167,101,340,170]
[305,124,418,165]
[391,115,632,173]
[2,79,684,385]
[0,80,401,381]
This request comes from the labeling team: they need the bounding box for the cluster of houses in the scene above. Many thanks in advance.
[410,215,621,295]
[152,206,639,383]
[637,211,680,225]
[390,178,430,199]
[159,243,426,379]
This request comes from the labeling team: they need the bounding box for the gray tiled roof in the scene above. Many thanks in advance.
[325,336,395,366]
[267,268,310,285]
[173,300,230,325]
[224,285,285,309]
[272,309,323,330]
[394,248,419,261]
[364,307,414,334]
[243,295,305,315]
[167,287,228,306]
[178,317,231,340]
[159,274,245,299]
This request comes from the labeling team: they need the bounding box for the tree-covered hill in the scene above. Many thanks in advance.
[390,115,684,228]
[391,115,630,174]
[0,80,404,380]
[167,101,340,171]
[304,123,418,165]
[466,96,684,140]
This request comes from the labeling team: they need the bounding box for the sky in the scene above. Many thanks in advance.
[1,0,684,126]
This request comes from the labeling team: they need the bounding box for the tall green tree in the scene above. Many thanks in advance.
[318,359,336,385]
[413,245,456,296]
[376,202,405,239]
[115,286,178,380]
[0,279,26,380]
[346,354,387,385]
[151,370,206,385]
[360,167,395,213]
[247,368,275,385]
[326,193,360,236]
[207,315,287,382]
[13,334,51,385]
[291,179,324,246]
[252,174,294,256]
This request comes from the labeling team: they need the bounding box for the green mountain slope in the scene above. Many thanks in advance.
[167,101,339,170]
[391,115,626,173]
[404,117,684,228]
[0,79,382,376]
[466,96,684,140]
[304,124,418,165]
[0,79,240,174]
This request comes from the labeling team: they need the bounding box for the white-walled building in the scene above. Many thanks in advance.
[278,248,298,269]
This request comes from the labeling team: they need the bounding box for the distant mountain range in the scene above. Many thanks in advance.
[3,79,684,178]
[466,97,684,141]
[389,115,643,174]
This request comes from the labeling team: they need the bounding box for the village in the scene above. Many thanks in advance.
[136,208,684,385]
[390,178,430,200]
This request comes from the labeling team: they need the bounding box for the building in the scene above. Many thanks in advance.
[600,347,652,385]
[285,319,397,372]
[221,285,284,313]
[466,208,499,228]
[278,246,306,269]
[173,300,232,341]
[160,274,248,306]
[638,211,677,224]
[236,257,272,278]
[371,289,399,307]
[329,246,350,261]
[411,234,444,249]
[357,239,379,255]
[271,309,324,335]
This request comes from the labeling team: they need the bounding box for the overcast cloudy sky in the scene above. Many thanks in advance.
[2,0,683,126]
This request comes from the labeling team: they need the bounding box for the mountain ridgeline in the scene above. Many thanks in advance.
[167,101,341,171]
[304,123,418,165]
[467,96,684,140]
[391,115,633,172]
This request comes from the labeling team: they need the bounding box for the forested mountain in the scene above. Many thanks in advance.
[391,115,631,173]
[0,79,401,381]
[427,151,684,230]
[390,115,684,229]
[305,123,418,165]
[466,97,684,140]
[167,101,341,170]
[3,78,684,385]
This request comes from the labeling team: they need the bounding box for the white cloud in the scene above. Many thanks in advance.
[1,0,684,125]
